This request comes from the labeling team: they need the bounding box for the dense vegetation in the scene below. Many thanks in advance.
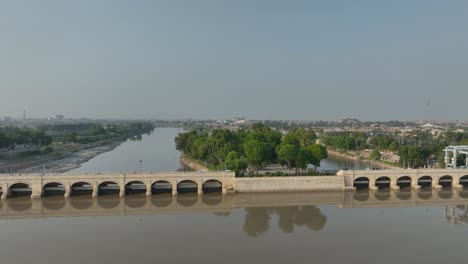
[175,124,328,176]
[0,122,155,154]
[49,122,155,144]
[0,127,52,150]
[322,130,468,168]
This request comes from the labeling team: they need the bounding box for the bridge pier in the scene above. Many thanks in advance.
[369,184,379,191]
[453,183,463,189]
[197,185,203,195]
[172,189,178,195]
[64,184,71,198]
[412,184,421,190]
[390,184,400,190]
[432,179,442,190]
[146,184,152,196]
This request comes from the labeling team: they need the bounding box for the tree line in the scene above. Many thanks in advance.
[322,130,468,168]
[175,124,328,176]
[0,127,52,150]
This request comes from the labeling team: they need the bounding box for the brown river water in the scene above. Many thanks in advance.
[1,128,467,263]
[0,190,467,264]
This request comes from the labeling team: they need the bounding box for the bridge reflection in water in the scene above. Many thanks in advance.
[1,189,468,233]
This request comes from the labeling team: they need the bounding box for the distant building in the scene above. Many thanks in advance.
[56,114,64,120]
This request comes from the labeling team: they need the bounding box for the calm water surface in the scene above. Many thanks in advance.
[1,128,467,263]
[0,191,468,264]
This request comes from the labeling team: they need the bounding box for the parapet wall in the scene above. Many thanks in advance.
[235,176,344,192]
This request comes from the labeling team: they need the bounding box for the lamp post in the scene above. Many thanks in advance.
[139,160,143,173]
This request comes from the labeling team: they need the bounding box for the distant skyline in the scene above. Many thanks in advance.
[1,1,467,121]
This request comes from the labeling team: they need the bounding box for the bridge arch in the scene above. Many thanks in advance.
[202,179,222,193]
[9,182,32,197]
[460,175,468,188]
[353,177,369,190]
[98,181,120,195]
[152,180,173,194]
[418,176,432,188]
[375,176,391,189]
[439,175,453,188]
[125,181,146,195]
[177,180,198,193]
[396,176,412,189]
[42,182,66,197]
[71,182,93,196]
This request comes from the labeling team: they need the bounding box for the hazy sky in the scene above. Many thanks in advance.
[1,0,467,121]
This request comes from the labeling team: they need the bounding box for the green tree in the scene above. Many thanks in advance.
[370,148,381,160]
[276,143,299,173]
[243,140,267,175]
[226,151,248,176]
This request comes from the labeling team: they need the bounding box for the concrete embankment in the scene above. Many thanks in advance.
[179,155,209,172]
[235,176,345,192]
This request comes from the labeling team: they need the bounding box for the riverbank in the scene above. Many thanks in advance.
[179,155,209,172]
[326,148,399,170]
[0,137,127,173]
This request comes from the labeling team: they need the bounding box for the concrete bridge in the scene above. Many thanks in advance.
[0,171,235,199]
[338,168,468,191]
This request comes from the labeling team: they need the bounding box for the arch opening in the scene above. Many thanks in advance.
[177,180,198,193]
[71,182,93,196]
[418,176,432,188]
[375,177,391,189]
[125,181,146,195]
[152,181,172,194]
[353,177,369,190]
[9,183,32,197]
[397,176,412,189]
[43,182,65,197]
[98,181,120,195]
[439,176,453,188]
[202,180,222,193]
[460,175,468,188]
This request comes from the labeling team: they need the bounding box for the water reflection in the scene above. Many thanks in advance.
[243,206,327,237]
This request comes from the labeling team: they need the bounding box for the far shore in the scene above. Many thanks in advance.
[0,137,128,174]
[326,148,398,170]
